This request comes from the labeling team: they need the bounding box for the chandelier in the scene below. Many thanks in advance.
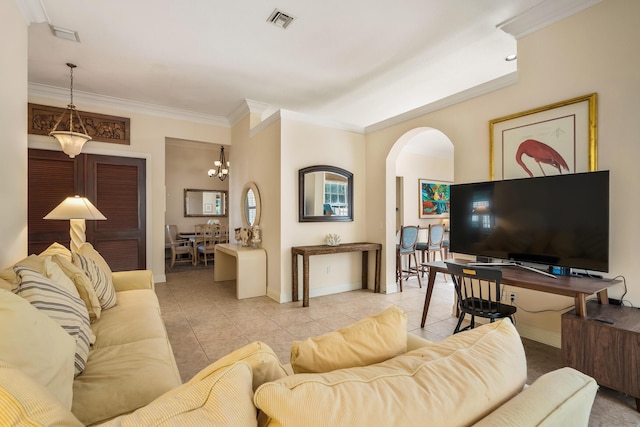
[49,63,92,158]
[208,146,230,181]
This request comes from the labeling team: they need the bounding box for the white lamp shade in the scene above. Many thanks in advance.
[44,196,106,220]
[49,131,92,158]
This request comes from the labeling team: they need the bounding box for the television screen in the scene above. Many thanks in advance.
[449,171,609,272]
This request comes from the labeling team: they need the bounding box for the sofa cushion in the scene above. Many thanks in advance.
[53,254,102,322]
[90,292,167,349]
[98,362,258,427]
[0,363,83,426]
[255,319,526,427]
[72,338,182,426]
[168,341,288,395]
[15,266,92,377]
[73,252,117,310]
[290,305,407,374]
[472,367,598,427]
[0,289,76,409]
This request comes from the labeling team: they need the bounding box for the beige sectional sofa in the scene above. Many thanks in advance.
[1,247,598,426]
[0,243,181,425]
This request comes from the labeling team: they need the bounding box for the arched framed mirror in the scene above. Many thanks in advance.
[241,182,261,228]
[298,165,353,222]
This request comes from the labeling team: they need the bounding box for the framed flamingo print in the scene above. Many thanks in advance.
[418,179,451,218]
[489,93,597,180]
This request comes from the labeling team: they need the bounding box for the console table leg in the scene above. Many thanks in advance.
[374,249,381,293]
[303,255,310,307]
[362,251,368,289]
[575,294,587,317]
[292,253,298,302]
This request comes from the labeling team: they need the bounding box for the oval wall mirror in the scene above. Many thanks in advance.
[298,165,353,222]
[241,182,261,228]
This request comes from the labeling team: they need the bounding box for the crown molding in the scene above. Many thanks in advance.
[497,0,602,39]
[365,72,518,134]
[28,82,230,127]
[228,98,273,127]
[165,139,221,151]
[15,0,49,25]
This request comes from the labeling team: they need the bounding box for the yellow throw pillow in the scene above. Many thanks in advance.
[290,305,407,374]
[40,242,73,262]
[98,362,258,427]
[52,254,102,321]
[0,363,83,427]
[0,289,76,409]
[0,268,17,291]
[15,254,45,273]
[255,319,526,427]
[166,341,288,396]
[44,256,81,297]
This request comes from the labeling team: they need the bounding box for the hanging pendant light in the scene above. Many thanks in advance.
[49,63,92,158]
[208,146,230,181]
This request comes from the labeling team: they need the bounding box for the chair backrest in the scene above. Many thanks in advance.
[196,224,219,247]
[445,261,503,314]
[428,224,445,247]
[399,225,420,253]
[165,225,179,245]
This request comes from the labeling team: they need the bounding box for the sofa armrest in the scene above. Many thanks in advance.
[406,333,432,352]
[111,270,154,292]
[472,367,597,427]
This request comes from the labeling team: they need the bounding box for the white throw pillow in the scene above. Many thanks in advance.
[72,252,117,310]
[0,289,76,409]
[15,266,92,376]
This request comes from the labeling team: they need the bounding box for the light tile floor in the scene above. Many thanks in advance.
[156,268,639,426]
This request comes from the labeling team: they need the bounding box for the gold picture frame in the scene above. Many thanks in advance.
[489,93,597,180]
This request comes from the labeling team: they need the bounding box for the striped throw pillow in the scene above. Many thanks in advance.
[72,253,117,310]
[14,266,92,376]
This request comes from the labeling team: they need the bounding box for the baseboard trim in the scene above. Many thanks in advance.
[515,322,562,348]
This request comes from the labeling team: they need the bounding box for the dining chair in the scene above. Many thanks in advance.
[194,224,218,266]
[396,225,421,291]
[419,224,447,278]
[165,225,193,267]
[445,261,516,334]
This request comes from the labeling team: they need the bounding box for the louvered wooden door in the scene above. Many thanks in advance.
[28,149,146,271]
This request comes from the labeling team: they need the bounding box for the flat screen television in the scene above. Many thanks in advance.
[449,171,609,273]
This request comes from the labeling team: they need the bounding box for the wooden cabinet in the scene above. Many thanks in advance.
[562,301,640,411]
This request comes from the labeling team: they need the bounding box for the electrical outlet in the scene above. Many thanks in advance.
[509,292,516,304]
[327,266,331,274]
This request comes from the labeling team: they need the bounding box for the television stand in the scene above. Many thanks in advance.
[468,261,557,279]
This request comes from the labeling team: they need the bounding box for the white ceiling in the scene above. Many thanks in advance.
[21,0,600,129]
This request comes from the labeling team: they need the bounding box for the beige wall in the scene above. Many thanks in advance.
[0,1,28,268]
[366,0,640,346]
[165,140,230,234]
[27,97,230,283]
[396,149,453,229]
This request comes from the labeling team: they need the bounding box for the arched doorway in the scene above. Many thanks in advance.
[383,127,454,293]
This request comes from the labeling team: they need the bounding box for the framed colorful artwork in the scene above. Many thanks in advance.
[489,93,597,180]
[418,179,451,218]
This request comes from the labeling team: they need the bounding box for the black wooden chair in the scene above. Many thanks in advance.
[445,261,516,334]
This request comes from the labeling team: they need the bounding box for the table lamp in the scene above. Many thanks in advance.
[44,195,107,252]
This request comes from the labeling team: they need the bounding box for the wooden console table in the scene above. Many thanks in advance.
[291,242,382,307]
[421,259,620,327]
[562,301,640,412]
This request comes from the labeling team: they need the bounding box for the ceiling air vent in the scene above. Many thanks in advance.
[267,9,295,29]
